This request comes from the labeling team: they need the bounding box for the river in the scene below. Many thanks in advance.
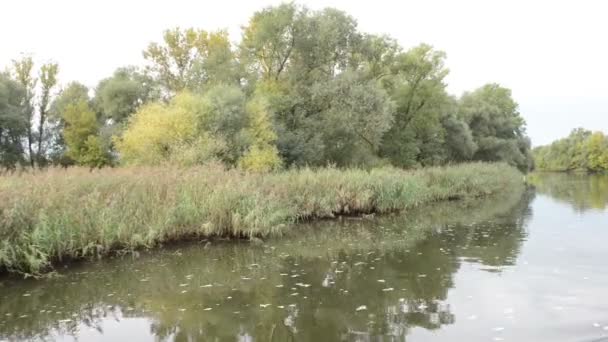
[1,173,607,341]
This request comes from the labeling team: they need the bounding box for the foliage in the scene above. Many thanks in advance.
[239,96,282,172]
[0,73,27,168]
[35,62,59,166]
[1,4,533,171]
[114,92,209,165]
[62,100,110,167]
[380,44,452,167]
[458,84,532,171]
[143,28,240,93]
[94,67,158,123]
[533,128,608,172]
[0,162,522,274]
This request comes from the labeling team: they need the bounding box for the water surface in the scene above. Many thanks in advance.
[1,174,608,341]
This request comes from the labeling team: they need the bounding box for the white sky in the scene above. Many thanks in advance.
[1,0,607,146]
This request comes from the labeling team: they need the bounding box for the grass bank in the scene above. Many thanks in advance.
[0,162,522,275]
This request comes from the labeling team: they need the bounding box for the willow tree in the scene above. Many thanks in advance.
[0,73,27,168]
[143,28,241,94]
[458,83,532,171]
[380,44,452,167]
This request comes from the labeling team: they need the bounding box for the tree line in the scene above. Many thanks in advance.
[533,128,608,172]
[1,3,532,171]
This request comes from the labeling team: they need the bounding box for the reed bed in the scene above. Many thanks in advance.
[0,162,522,275]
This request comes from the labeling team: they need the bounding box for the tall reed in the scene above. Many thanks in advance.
[0,162,522,275]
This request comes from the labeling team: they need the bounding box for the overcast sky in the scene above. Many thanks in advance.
[1,0,606,146]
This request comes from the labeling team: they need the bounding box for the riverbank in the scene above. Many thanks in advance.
[0,162,522,276]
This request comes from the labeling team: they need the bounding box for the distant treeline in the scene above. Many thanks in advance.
[1,3,532,171]
[533,129,608,172]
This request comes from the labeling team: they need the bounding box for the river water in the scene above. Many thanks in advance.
[1,173,607,342]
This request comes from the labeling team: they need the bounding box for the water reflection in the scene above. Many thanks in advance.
[529,173,608,212]
[0,185,532,341]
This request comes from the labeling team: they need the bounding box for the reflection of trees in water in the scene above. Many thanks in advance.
[529,173,608,211]
[0,186,531,341]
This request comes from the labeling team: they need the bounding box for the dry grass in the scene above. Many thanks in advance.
[0,162,522,275]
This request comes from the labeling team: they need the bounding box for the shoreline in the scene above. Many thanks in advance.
[0,162,522,276]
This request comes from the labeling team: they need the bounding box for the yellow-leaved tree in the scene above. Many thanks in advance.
[114,92,226,166]
[238,96,282,172]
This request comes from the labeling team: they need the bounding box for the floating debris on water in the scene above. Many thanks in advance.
[356,305,367,311]
[204,308,212,311]
[382,288,394,292]
[200,284,213,288]
[377,279,386,283]
[260,304,271,308]
[178,308,186,312]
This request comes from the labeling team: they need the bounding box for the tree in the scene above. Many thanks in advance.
[239,96,282,172]
[311,71,394,166]
[48,82,91,164]
[440,111,477,162]
[533,128,608,172]
[240,3,300,81]
[380,44,451,167]
[459,83,532,171]
[143,28,240,93]
[11,57,60,166]
[0,73,27,168]
[115,92,226,166]
[62,100,110,167]
[585,132,608,172]
[94,67,157,124]
[35,62,59,165]
[11,57,37,166]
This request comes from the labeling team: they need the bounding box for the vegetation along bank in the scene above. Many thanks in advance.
[0,162,522,276]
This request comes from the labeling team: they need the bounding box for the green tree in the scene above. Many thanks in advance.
[534,128,608,172]
[11,57,37,166]
[94,67,158,124]
[62,100,110,167]
[380,44,451,167]
[48,82,91,165]
[459,83,532,171]
[585,132,608,172]
[0,73,27,168]
[144,28,240,93]
[310,71,394,166]
[440,111,477,162]
[240,3,300,81]
[35,62,59,165]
